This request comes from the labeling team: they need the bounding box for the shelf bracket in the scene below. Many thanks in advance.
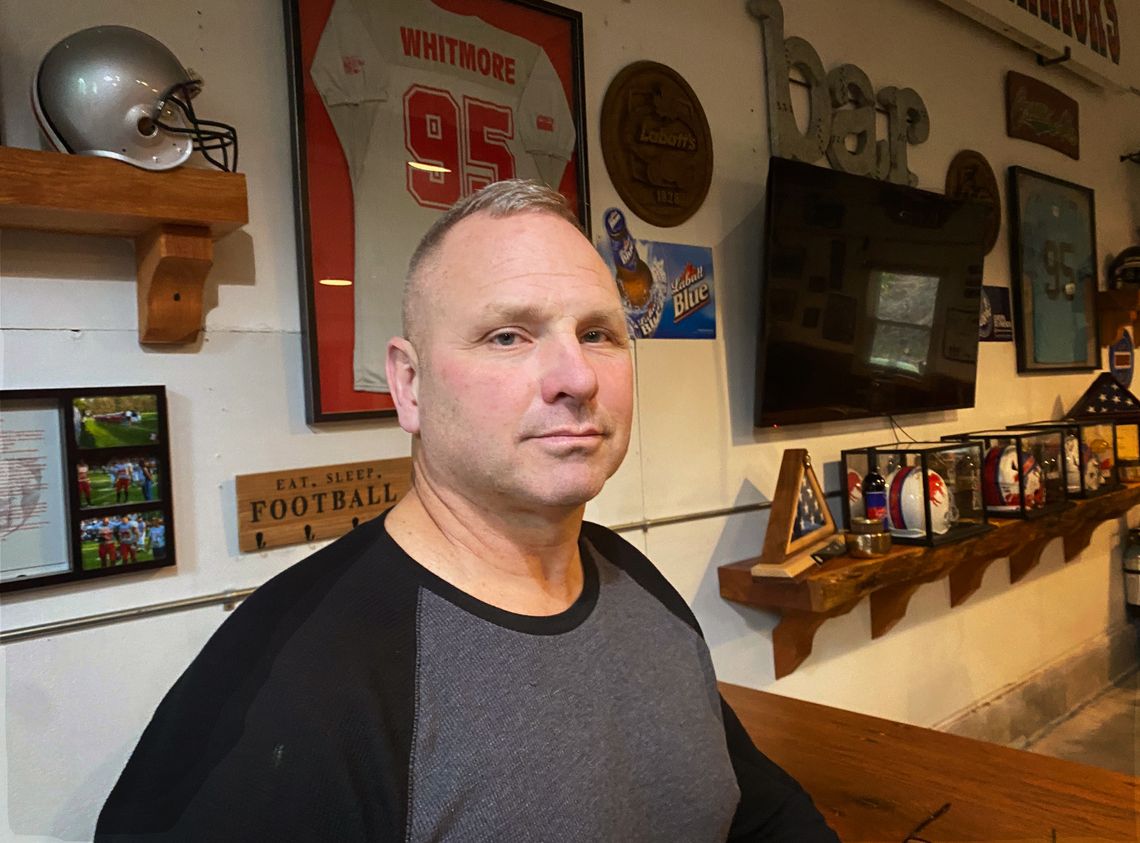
[772,600,860,678]
[1008,535,1053,583]
[948,554,1003,607]
[1036,46,1071,66]
[869,581,927,638]
[135,224,214,344]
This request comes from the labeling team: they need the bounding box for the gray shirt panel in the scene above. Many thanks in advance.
[407,550,741,842]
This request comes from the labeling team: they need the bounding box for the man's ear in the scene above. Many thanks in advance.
[386,337,421,434]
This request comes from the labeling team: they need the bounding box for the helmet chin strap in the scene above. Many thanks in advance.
[154,81,239,172]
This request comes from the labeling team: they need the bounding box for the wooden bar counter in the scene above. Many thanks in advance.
[720,682,1138,841]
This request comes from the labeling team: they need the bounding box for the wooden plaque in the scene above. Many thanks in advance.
[599,61,713,227]
[1005,71,1079,160]
[945,149,1001,255]
[236,457,411,552]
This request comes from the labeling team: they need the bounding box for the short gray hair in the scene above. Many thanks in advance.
[402,179,584,340]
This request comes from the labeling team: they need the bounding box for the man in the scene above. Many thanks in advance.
[76,460,93,506]
[97,181,837,841]
[117,517,138,565]
[96,517,117,568]
[132,460,152,501]
[113,460,132,503]
[147,518,166,559]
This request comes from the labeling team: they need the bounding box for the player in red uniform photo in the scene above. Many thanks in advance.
[117,519,138,564]
[114,461,132,503]
[97,517,117,567]
[77,460,93,506]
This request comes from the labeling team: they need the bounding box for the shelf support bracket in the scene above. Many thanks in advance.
[1036,46,1071,66]
[772,600,860,678]
[136,224,214,344]
[949,554,1002,607]
[1009,536,1052,583]
[870,581,929,638]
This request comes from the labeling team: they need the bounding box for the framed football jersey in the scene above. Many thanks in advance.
[285,0,590,421]
[1008,166,1099,373]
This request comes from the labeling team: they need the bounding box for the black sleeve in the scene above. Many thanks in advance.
[721,696,840,842]
[95,516,414,842]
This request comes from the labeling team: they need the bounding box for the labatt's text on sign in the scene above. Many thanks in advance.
[236,457,412,552]
[749,0,930,186]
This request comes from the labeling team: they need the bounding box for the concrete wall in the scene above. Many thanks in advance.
[2,0,1139,838]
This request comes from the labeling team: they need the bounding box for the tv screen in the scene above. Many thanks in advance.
[755,157,987,427]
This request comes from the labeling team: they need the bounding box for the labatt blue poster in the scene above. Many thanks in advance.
[599,208,716,340]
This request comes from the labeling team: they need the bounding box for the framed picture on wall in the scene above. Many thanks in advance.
[283,0,591,422]
[1008,167,1099,373]
[0,386,176,593]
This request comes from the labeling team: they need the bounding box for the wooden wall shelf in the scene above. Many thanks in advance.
[718,483,1140,678]
[0,146,248,344]
[1096,288,1140,347]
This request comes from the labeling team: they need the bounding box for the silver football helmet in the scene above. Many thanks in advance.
[33,25,237,171]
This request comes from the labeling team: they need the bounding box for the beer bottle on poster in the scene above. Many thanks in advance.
[604,207,653,309]
[863,464,887,529]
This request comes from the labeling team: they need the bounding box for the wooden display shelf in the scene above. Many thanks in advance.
[1096,288,1140,347]
[0,146,248,344]
[718,483,1140,678]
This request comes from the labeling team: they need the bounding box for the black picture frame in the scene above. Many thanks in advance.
[283,0,591,423]
[0,386,176,593]
[1008,166,1099,373]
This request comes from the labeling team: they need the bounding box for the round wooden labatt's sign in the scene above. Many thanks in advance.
[945,149,1000,255]
[599,61,713,227]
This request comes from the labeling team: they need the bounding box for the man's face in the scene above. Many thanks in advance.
[398,211,633,513]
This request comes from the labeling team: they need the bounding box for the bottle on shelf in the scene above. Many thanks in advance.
[862,463,888,530]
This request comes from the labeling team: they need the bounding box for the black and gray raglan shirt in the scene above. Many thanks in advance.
[96,514,838,842]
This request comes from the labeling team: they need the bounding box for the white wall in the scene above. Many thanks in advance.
[2,0,1139,838]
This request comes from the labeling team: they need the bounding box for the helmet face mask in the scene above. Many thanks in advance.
[33,25,237,172]
[154,83,238,172]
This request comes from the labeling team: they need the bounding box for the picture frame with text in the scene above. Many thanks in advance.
[0,386,175,593]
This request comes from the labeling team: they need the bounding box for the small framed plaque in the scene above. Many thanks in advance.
[0,386,175,593]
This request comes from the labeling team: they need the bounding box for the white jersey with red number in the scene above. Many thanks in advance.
[311,0,577,392]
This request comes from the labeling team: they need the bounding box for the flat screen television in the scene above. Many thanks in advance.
[755,157,988,428]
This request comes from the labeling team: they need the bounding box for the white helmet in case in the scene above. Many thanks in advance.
[1064,434,1101,493]
[33,25,237,171]
[983,445,1044,511]
[885,466,956,537]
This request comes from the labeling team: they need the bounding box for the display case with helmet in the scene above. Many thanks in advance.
[840,442,990,546]
[1008,420,1118,497]
[1110,417,1140,481]
[941,429,1069,518]
[1065,374,1140,481]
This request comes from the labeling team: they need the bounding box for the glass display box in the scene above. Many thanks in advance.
[1010,420,1118,497]
[1070,414,1140,482]
[840,442,990,546]
[940,428,1068,518]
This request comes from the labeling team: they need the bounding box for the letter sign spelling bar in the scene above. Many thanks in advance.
[748,0,930,187]
[236,457,412,552]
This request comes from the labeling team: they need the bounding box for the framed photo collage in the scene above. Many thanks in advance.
[0,386,175,593]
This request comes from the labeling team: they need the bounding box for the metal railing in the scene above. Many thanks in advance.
[3,494,831,644]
